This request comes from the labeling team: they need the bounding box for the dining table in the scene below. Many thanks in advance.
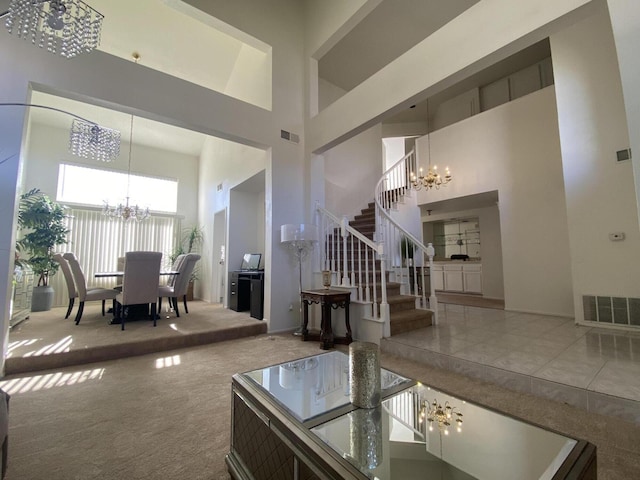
[94,270,180,324]
[94,270,180,278]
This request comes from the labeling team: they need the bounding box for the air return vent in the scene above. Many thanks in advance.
[280,129,299,144]
[616,148,631,162]
[583,295,640,326]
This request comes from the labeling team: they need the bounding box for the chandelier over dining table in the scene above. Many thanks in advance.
[102,53,150,223]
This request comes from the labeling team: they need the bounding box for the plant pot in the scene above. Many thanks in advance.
[31,285,55,312]
[186,280,194,301]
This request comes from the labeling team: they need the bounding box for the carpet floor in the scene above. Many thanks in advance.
[1,334,639,479]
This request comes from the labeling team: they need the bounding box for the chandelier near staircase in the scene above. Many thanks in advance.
[102,53,150,223]
[410,99,452,191]
[2,0,104,59]
[419,398,463,435]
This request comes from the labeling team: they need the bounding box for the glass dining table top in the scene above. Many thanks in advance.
[242,350,412,423]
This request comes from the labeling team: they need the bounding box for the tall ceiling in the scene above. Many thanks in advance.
[23,0,547,155]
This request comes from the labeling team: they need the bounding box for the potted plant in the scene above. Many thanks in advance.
[169,225,203,300]
[16,188,69,312]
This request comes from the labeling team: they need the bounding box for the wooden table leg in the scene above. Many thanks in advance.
[344,299,352,344]
[320,300,334,349]
[302,300,310,340]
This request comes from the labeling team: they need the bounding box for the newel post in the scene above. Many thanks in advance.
[340,216,350,287]
[427,242,438,325]
[378,242,390,337]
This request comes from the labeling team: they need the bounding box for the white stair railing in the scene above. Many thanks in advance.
[316,203,388,327]
[375,149,439,323]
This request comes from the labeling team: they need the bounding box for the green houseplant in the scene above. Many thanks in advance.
[16,188,69,311]
[169,225,204,300]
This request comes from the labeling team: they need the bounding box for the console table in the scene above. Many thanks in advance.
[227,351,597,480]
[301,289,351,349]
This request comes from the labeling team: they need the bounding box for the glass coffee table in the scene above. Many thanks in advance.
[227,351,596,480]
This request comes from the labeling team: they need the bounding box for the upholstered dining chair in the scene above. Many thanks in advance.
[63,253,119,325]
[158,253,201,318]
[115,251,162,331]
[53,253,77,319]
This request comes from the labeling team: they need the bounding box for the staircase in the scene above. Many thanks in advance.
[349,202,432,335]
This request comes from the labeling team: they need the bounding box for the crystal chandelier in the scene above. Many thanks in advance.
[3,0,104,58]
[410,99,452,191]
[102,110,150,222]
[419,398,463,435]
[69,117,121,162]
[0,102,121,162]
[103,56,150,223]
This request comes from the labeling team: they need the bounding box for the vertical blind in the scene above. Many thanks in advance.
[51,208,180,307]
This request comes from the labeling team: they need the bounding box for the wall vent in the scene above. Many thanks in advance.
[583,295,640,327]
[616,148,631,162]
[280,129,299,144]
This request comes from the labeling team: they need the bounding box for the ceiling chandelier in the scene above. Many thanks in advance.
[103,54,150,223]
[0,102,121,162]
[2,0,104,58]
[411,99,452,191]
[419,398,463,435]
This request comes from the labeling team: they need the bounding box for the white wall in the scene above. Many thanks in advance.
[228,189,265,272]
[197,136,266,304]
[416,88,573,316]
[605,0,640,225]
[551,3,640,322]
[324,124,383,218]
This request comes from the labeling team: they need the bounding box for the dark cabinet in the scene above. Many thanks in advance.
[250,278,263,319]
[229,271,263,318]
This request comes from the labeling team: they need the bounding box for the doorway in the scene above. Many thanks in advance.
[212,209,227,305]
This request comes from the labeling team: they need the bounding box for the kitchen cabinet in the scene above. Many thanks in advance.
[444,265,464,292]
[463,264,482,294]
[432,263,482,294]
[431,265,444,290]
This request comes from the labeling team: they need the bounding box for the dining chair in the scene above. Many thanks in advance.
[115,251,162,331]
[158,253,201,318]
[53,253,77,319]
[63,253,119,325]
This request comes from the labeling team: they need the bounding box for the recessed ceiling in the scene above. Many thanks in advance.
[318,0,480,92]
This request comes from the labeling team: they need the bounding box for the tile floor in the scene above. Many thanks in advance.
[382,303,640,424]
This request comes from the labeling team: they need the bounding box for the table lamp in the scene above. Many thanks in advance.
[281,224,318,335]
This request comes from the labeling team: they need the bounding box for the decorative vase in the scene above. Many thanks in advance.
[31,285,54,312]
[322,270,331,289]
[349,342,381,409]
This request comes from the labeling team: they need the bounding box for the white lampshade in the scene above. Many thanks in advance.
[281,224,318,243]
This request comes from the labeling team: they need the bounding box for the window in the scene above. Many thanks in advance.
[57,164,178,213]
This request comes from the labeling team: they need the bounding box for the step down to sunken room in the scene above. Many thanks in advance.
[5,301,267,375]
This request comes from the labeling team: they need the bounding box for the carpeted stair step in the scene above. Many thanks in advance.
[387,294,417,313]
[389,309,433,336]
